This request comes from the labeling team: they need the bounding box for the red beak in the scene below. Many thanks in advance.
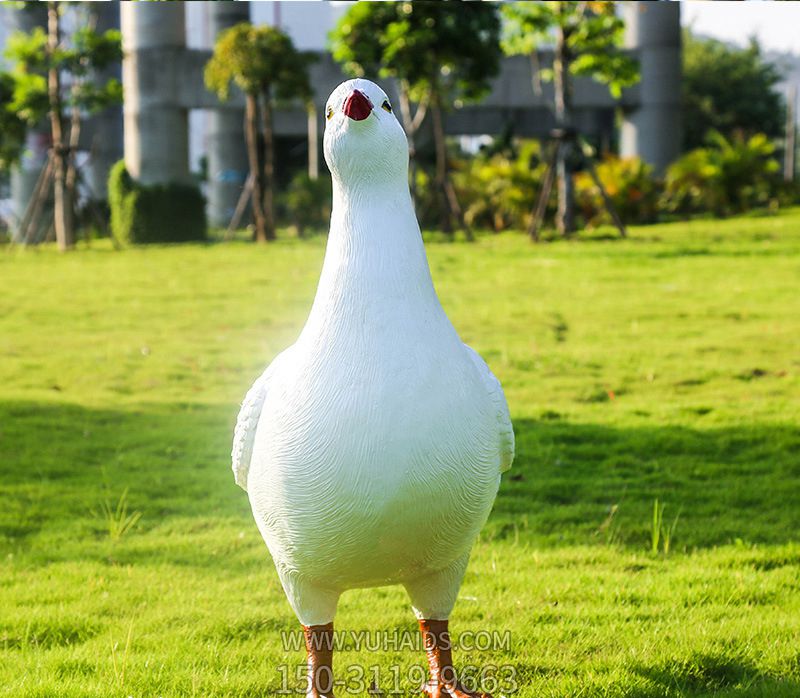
[343,89,373,121]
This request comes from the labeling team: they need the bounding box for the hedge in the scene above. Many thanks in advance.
[108,160,207,244]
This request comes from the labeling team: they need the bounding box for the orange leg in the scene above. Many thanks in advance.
[303,623,335,697]
[418,619,492,698]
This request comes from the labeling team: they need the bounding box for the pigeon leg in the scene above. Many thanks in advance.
[418,619,492,698]
[403,554,489,696]
[303,623,335,697]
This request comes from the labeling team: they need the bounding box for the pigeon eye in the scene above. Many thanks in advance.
[381,100,392,113]
[326,106,334,120]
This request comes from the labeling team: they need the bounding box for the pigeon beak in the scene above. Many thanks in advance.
[343,89,373,121]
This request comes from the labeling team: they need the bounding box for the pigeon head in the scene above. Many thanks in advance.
[323,79,409,187]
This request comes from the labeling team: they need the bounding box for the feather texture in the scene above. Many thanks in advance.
[464,344,515,473]
[231,374,268,492]
[234,79,514,626]
[231,349,292,491]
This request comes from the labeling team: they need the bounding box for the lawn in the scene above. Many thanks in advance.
[1,211,799,697]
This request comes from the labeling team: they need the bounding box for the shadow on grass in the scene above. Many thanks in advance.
[510,654,800,698]
[2,402,799,558]
[488,418,800,549]
[0,400,240,553]
[629,652,800,697]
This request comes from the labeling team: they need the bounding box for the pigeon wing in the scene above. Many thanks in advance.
[231,349,292,491]
[464,344,515,473]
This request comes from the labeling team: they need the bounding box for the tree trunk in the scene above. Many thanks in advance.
[307,103,318,180]
[398,86,418,202]
[259,91,276,242]
[430,90,465,236]
[245,93,267,242]
[64,101,81,233]
[397,81,427,204]
[47,3,73,251]
[785,85,796,183]
[554,4,575,237]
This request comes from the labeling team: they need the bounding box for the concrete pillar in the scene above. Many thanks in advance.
[206,2,249,227]
[621,1,682,173]
[87,2,123,200]
[7,3,49,241]
[120,2,189,185]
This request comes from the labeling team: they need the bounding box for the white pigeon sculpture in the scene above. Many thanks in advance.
[233,78,514,698]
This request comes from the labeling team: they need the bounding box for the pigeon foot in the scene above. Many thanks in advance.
[421,679,492,698]
[418,619,492,698]
[304,622,335,698]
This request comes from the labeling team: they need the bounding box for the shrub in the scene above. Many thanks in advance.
[662,132,782,217]
[108,160,207,244]
[0,71,27,171]
[575,155,660,227]
[411,167,442,231]
[280,172,332,236]
[442,141,548,233]
[414,134,788,234]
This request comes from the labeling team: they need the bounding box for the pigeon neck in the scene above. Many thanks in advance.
[304,175,440,330]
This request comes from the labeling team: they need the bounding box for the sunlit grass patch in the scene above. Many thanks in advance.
[1,210,799,696]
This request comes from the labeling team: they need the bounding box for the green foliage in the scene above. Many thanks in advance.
[4,20,122,125]
[3,27,48,122]
[204,22,313,101]
[418,135,786,232]
[108,159,133,238]
[329,2,393,81]
[453,141,548,232]
[663,132,782,217]
[502,1,639,98]
[651,498,663,555]
[330,1,502,105]
[650,499,681,555]
[412,155,501,234]
[95,488,142,542]
[280,172,332,237]
[408,135,789,232]
[411,167,441,230]
[428,135,785,231]
[0,71,27,170]
[108,160,207,245]
[69,26,124,77]
[3,26,48,72]
[683,32,784,151]
[575,155,660,227]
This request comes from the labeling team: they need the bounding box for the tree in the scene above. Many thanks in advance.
[330,1,502,236]
[5,2,122,250]
[502,2,639,236]
[330,3,428,204]
[205,23,314,243]
[682,32,784,152]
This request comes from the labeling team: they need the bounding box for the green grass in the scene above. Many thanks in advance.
[1,210,799,697]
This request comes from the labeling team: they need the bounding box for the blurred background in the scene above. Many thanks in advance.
[0,0,798,245]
